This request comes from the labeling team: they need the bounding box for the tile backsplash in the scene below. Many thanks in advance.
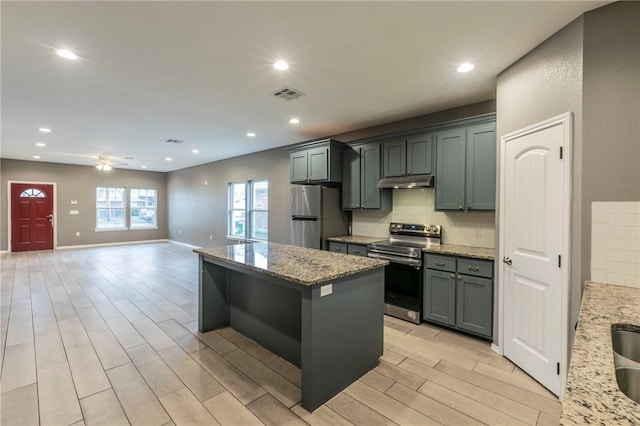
[591,201,640,288]
[351,188,495,248]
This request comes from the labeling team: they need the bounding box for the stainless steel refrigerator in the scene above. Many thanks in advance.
[290,185,349,250]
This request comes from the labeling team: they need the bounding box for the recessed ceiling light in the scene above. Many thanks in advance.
[274,60,289,71]
[246,132,256,137]
[56,49,78,60]
[32,155,41,159]
[457,62,474,73]
[166,157,172,161]
[191,149,199,154]
[141,165,147,169]
[289,118,300,124]
[36,142,46,147]
[38,127,51,133]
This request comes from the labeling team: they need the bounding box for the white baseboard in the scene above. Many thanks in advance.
[491,343,503,356]
[167,240,201,249]
[56,239,169,250]
[0,250,9,254]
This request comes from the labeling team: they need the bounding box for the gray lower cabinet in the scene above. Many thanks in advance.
[435,122,496,211]
[423,269,456,326]
[423,254,493,338]
[328,241,367,257]
[342,142,391,210]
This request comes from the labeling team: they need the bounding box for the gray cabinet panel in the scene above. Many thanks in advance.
[423,269,456,326]
[347,244,367,257]
[457,257,493,279]
[290,151,309,183]
[288,140,344,184]
[342,147,360,209]
[465,123,496,210]
[360,143,382,208]
[407,133,434,175]
[328,242,347,254]
[424,255,494,339]
[456,274,493,338]
[342,142,390,210]
[307,147,329,182]
[383,139,406,178]
[435,128,466,210]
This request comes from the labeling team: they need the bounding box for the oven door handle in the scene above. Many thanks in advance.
[367,252,422,267]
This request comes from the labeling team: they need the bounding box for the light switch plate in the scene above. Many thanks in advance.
[320,284,333,297]
[69,210,79,215]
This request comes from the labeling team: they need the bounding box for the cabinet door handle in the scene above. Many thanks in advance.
[468,266,480,272]
[467,205,472,210]
[407,170,411,175]
[353,250,361,254]
[459,205,464,210]
[450,274,455,278]
[503,257,512,265]
[435,261,445,266]
[458,275,462,280]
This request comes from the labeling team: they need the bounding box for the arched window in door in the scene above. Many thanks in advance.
[20,188,46,198]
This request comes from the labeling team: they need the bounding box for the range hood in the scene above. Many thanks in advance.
[377,174,434,189]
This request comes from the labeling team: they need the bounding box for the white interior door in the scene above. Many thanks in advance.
[500,113,571,397]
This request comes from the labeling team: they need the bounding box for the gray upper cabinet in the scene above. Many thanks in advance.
[383,133,434,178]
[435,122,496,211]
[342,142,391,210]
[289,139,344,184]
[407,133,434,175]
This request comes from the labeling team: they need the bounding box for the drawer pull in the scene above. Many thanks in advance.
[468,266,481,272]
[450,274,455,278]
[352,250,361,254]
[435,261,446,266]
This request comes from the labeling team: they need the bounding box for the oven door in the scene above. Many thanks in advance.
[383,261,422,324]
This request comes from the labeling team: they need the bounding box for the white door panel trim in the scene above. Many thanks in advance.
[498,112,572,399]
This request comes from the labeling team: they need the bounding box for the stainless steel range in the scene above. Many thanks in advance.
[368,223,442,324]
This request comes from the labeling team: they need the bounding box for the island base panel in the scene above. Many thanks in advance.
[199,260,229,332]
[301,269,384,411]
[228,270,302,366]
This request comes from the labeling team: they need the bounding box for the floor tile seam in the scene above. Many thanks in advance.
[345,379,418,425]
[381,380,477,426]
[409,363,541,424]
[433,362,559,413]
[189,347,267,405]
[416,377,530,426]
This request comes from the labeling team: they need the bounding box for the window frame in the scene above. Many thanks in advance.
[129,188,158,230]
[95,186,127,231]
[227,179,268,242]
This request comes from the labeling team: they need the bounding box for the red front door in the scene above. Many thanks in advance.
[11,183,54,252]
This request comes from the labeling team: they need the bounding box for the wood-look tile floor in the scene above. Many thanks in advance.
[0,242,561,426]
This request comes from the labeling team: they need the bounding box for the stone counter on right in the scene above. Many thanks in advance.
[561,281,640,425]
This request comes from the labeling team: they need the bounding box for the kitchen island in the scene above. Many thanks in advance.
[194,242,388,412]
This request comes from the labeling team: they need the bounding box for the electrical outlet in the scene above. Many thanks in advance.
[75,232,80,237]
[320,284,333,297]
[209,235,213,240]
[179,229,182,234]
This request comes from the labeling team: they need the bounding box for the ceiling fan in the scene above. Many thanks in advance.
[95,155,128,171]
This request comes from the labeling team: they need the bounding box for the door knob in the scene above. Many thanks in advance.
[503,257,512,265]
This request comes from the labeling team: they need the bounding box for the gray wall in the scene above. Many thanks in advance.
[496,0,640,348]
[167,147,290,248]
[582,0,640,282]
[496,15,584,346]
[166,101,496,249]
[1,159,168,250]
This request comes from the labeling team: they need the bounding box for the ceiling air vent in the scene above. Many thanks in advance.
[165,139,184,144]
[272,87,305,101]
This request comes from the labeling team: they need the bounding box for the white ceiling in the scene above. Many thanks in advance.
[1,1,608,172]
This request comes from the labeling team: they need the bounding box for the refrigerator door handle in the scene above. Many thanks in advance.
[292,216,318,221]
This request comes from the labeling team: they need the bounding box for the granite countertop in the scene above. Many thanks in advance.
[561,281,640,425]
[423,244,495,260]
[327,235,386,245]
[194,242,388,287]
